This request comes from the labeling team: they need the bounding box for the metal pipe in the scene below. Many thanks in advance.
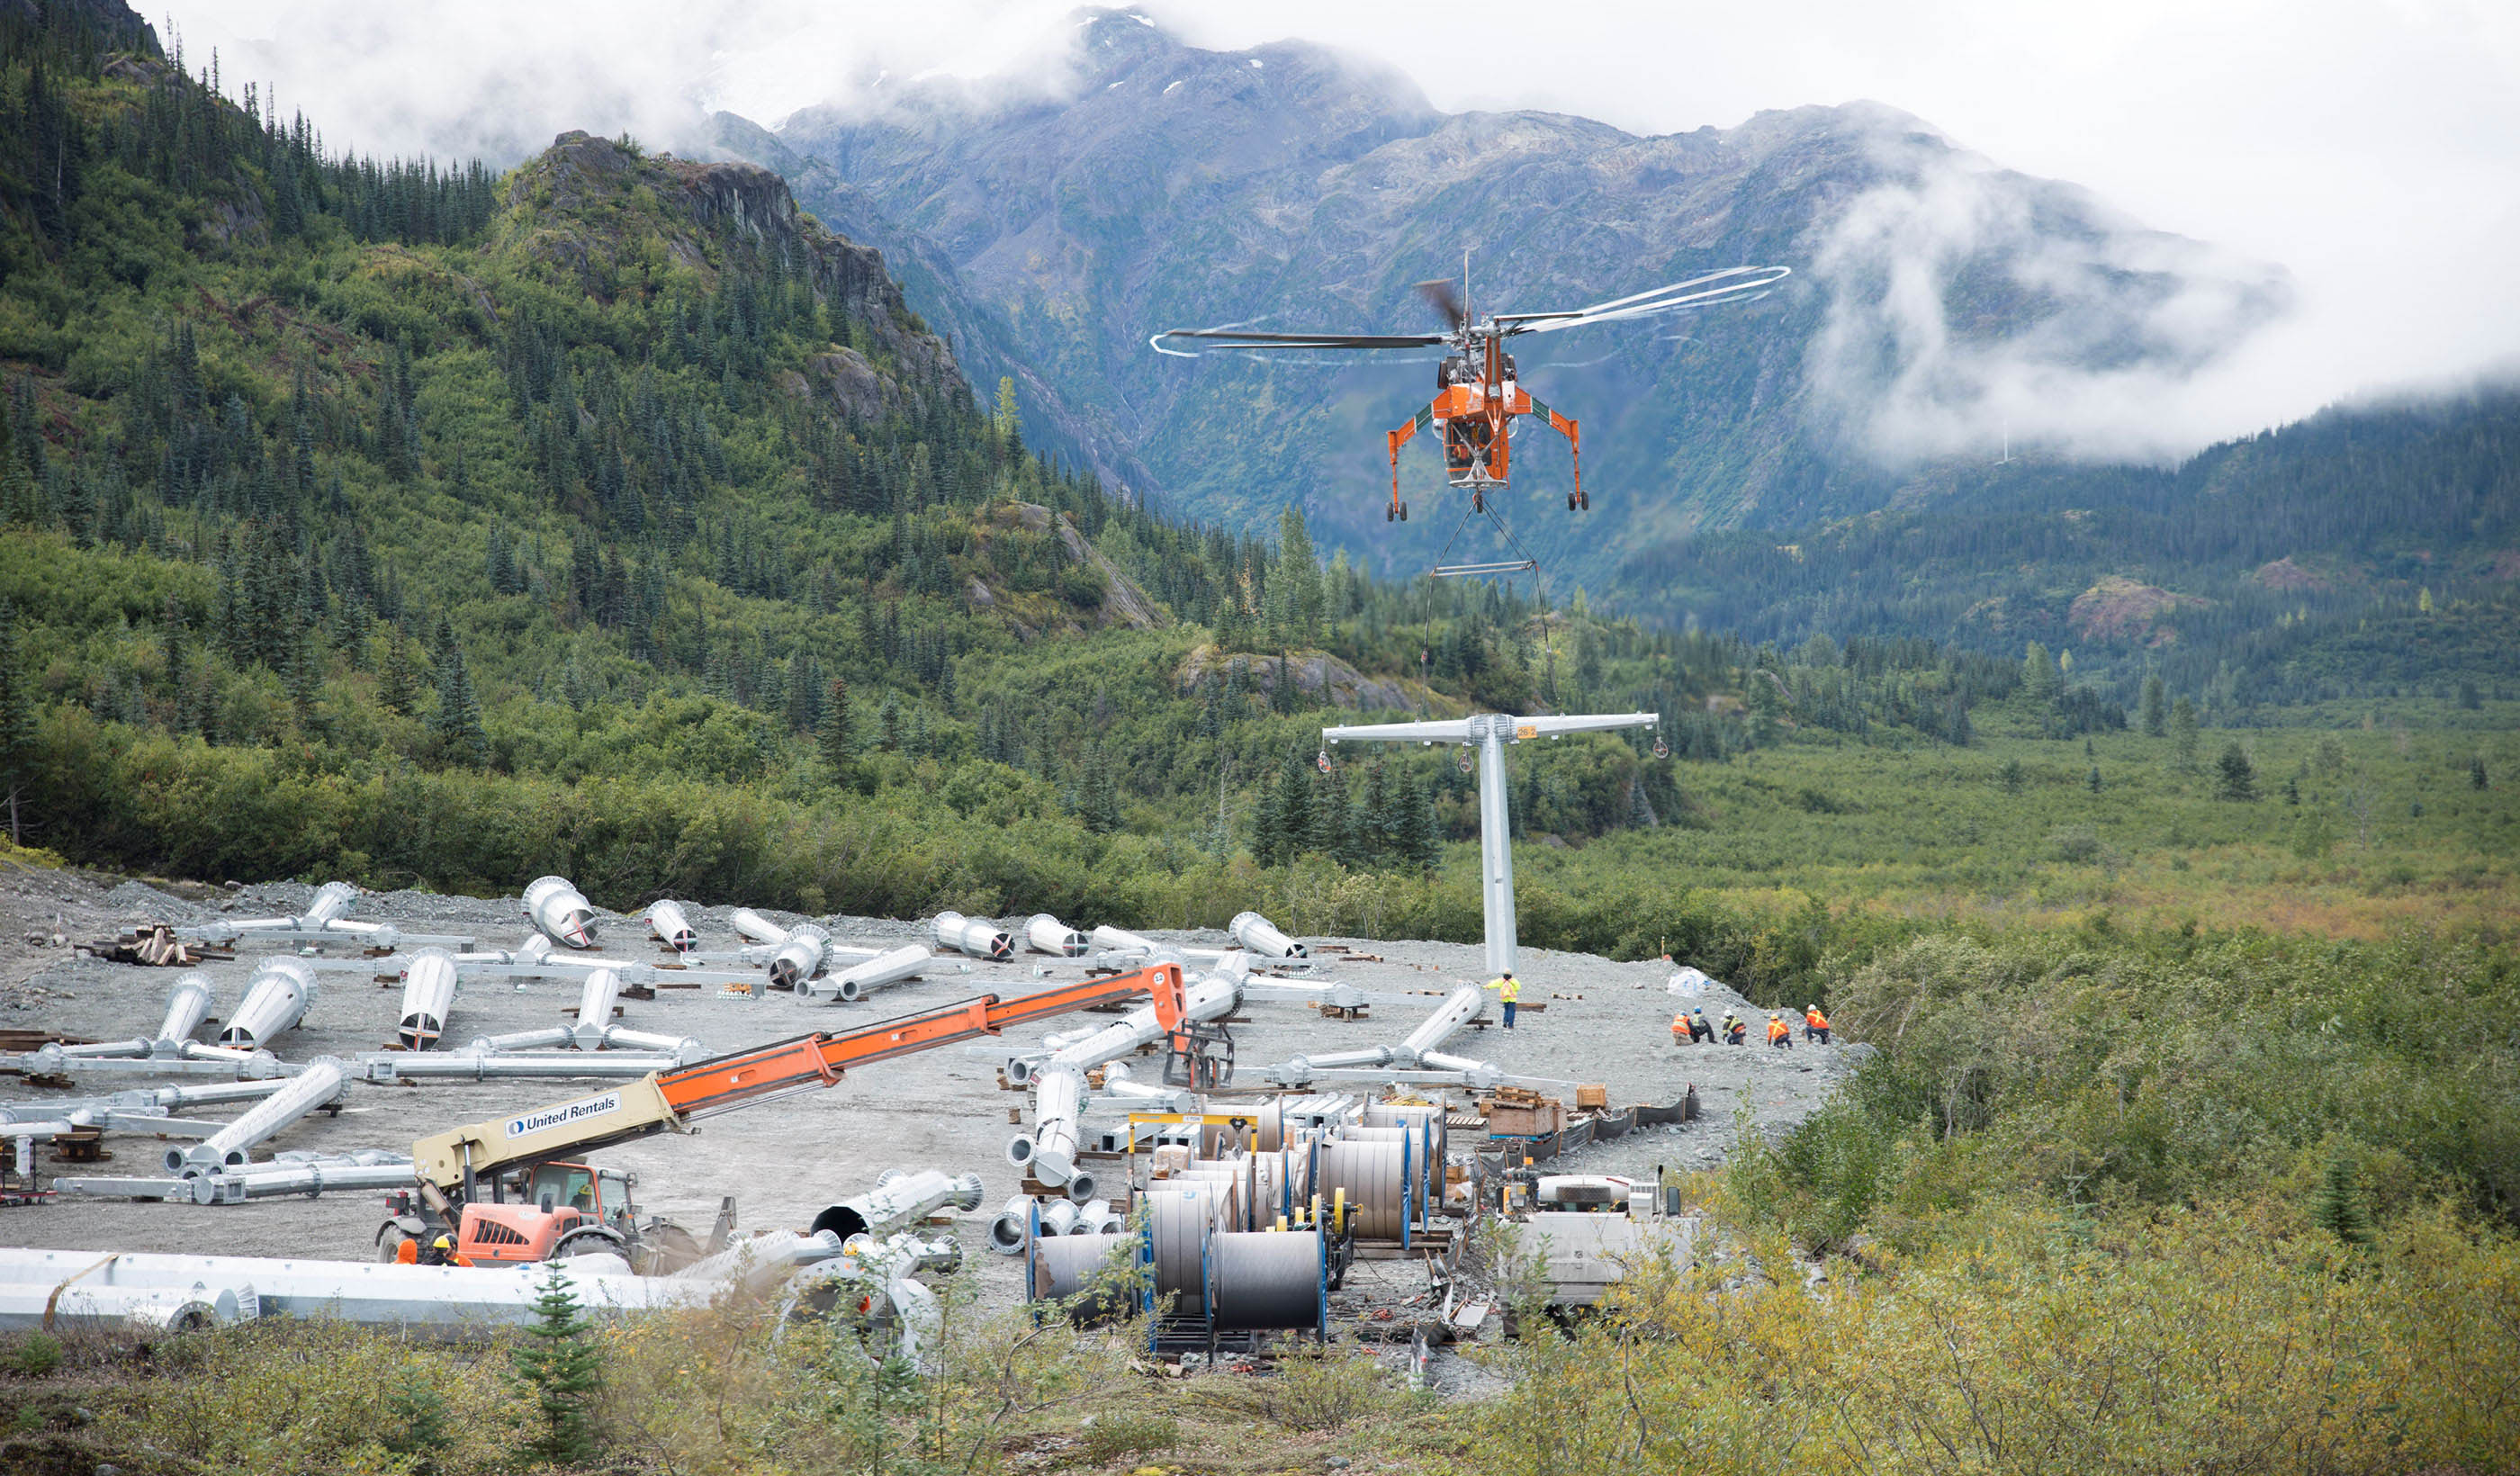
[1396,986,1485,1066]
[1045,976,1240,1072]
[153,973,216,1051]
[456,935,559,967]
[50,1038,152,1060]
[523,876,599,949]
[1008,1064,1090,1195]
[396,949,461,1051]
[1475,729,1514,974]
[0,1246,712,1331]
[1037,1199,1082,1237]
[107,1079,291,1113]
[1088,923,1158,954]
[670,1229,851,1295]
[170,1057,348,1174]
[356,1051,681,1083]
[467,1026,577,1054]
[1228,911,1306,958]
[299,881,360,929]
[11,1048,289,1080]
[1024,914,1087,958]
[808,1167,986,1244]
[644,899,697,953]
[590,1026,698,1056]
[818,945,929,1003]
[987,1194,1033,1254]
[218,959,317,1049]
[729,908,788,945]
[569,968,623,1048]
[932,912,1014,961]
[767,924,832,992]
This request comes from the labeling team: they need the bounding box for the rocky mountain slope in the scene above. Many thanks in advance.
[727,8,2290,596]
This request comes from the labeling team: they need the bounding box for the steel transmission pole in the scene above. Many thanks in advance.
[1321,710,1658,976]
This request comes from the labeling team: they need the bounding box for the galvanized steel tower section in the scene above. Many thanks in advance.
[1321,711,1658,976]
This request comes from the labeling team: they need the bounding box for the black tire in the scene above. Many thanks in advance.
[548,1228,626,1262]
[1399,502,1408,522]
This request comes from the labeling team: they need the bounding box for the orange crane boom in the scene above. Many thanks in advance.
[413,963,1188,1201]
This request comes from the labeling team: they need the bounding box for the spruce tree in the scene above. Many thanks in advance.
[2308,1154,2372,1246]
[2170,698,2200,770]
[430,638,487,766]
[2215,742,2258,802]
[511,1264,603,1465]
[818,679,852,772]
[2138,673,2166,737]
[379,622,419,716]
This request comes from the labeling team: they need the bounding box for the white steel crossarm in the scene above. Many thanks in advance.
[1322,711,1658,973]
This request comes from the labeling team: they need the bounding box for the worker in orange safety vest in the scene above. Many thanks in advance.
[1766,1012,1793,1048]
[1804,1004,1832,1045]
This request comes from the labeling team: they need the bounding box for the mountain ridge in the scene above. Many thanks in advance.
[736,7,2290,598]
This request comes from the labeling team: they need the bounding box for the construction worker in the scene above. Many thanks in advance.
[1804,1004,1832,1045]
[1483,971,1521,1030]
[1671,1010,1690,1045]
[416,1233,472,1267]
[1766,1012,1792,1049]
[1722,1012,1746,1045]
[1688,1008,1714,1043]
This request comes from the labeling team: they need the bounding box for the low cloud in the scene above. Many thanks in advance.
[1803,122,2294,465]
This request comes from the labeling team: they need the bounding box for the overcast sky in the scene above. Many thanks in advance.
[160,0,2520,452]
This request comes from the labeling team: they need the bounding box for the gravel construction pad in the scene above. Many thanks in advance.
[0,871,1858,1316]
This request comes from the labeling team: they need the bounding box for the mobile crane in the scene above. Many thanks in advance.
[375,962,1194,1270]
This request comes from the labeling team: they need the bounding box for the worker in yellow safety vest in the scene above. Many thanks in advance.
[1484,972,1521,1030]
[1804,1004,1832,1045]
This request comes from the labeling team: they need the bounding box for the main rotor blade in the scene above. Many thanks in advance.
[1150,328,1447,356]
[1414,278,1465,330]
[1497,266,1793,335]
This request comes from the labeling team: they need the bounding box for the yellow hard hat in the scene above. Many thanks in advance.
[431,1234,454,1250]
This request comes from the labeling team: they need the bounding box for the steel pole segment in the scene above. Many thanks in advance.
[1478,725,1514,976]
[1322,710,1658,980]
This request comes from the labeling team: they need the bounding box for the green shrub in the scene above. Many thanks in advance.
[1,1333,61,1377]
[1080,1411,1178,1462]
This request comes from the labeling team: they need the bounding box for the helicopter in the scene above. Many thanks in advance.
[1151,260,1790,523]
